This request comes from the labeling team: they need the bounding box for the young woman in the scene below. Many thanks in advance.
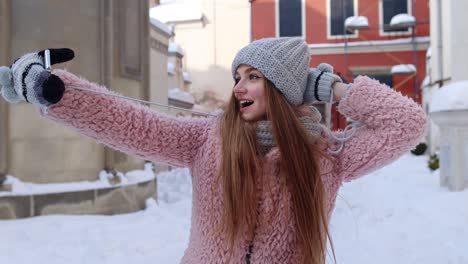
[0,38,427,264]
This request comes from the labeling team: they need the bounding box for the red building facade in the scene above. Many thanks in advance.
[250,0,430,129]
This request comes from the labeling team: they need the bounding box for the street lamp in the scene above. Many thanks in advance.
[343,16,369,80]
[344,16,369,31]
[389,13,418,99]
[389,13,416,29]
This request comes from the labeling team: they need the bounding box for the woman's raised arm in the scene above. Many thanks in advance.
[44,69,212,169]
[329,76,428,182]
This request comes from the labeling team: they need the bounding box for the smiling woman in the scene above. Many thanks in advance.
[233,65,267,121]
[0,37,427,264]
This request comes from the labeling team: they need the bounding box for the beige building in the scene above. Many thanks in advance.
[150,0,251,111]
[423,0,468,191]
[423,0,468,154]
[0,0,183,218]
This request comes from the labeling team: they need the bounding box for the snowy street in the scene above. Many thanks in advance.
[1,153,467,264]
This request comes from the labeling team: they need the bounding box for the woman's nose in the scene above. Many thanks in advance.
[233,80,246,94]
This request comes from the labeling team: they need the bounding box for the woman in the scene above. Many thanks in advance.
[0,37,427,263]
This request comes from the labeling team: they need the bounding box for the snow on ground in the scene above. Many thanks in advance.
[1,154,467,264]
[330,154,468,264]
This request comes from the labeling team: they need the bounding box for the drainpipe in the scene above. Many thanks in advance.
[436,0,444,87]
[249,0,254,42]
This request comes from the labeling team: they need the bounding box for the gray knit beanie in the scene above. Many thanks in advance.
[231,37,310,106]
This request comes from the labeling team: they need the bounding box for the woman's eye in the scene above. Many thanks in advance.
[249,74,260,80]
[234,78,240,85]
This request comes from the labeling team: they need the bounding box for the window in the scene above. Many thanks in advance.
[381,0,410,33]
[329,0,355,36]
[277,0,303,37]
[355,74,393,87]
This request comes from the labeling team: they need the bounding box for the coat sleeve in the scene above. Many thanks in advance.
[328,75,428,182]
[40,69,211,168]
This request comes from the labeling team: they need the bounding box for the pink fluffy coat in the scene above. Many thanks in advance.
[42,70,427,263]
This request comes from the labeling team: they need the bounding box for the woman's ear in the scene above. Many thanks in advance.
[38,48,75,65]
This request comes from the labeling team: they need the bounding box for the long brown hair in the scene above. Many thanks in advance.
[218,80,335,264]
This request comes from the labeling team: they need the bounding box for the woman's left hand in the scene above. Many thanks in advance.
[332,82,350,102]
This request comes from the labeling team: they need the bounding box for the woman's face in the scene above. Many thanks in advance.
[233,64,267,121]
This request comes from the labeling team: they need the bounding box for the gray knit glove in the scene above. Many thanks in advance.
[0,48,74,106]
[304,63,342,103]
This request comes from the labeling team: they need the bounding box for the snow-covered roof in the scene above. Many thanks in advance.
[168,42,185,56]
[430,81,468,112]
[345,16,369,30]
[167,62,175,75]
[182,72,191,83]
[169,88,195,104]
[149,0,204,24]
[390,13,416,28]
[391,64,416,74]
[149,17,173,36]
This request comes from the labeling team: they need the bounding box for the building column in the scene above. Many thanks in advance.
[103,0,149,171]
[0,0,11,175]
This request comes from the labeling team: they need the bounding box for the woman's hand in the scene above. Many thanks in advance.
[0,48,74,106]
[306,63,343,103]
[332,82,349,102]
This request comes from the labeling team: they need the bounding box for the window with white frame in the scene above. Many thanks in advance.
[382,0,410,32]
[278,0,303,37]
[329,0,355,36]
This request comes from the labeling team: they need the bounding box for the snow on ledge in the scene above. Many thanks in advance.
[149,17,173,36]
[183,72,191,83]
[345,16,369,30]
[391,64,416,74]
[192,104,208,113]
[421,76,431,88]
[167,62,175,75]
[0,163,156,197]
[168,42,185,56]
[390,13,416,28]
[169,88,195,104]
[430,81,468,112]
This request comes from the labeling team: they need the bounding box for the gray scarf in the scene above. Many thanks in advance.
[256,105,324,155]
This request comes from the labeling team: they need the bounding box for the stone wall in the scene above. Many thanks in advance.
[0,178,157,219]
[0,0,162,183]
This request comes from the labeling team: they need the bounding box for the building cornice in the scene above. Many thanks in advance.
[308,36,430,55]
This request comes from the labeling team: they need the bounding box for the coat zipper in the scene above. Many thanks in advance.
[245,243,253,264]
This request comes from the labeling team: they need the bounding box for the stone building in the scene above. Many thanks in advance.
[0,0,187,218]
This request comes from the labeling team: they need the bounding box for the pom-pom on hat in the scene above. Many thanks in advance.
[231,37,311,106]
